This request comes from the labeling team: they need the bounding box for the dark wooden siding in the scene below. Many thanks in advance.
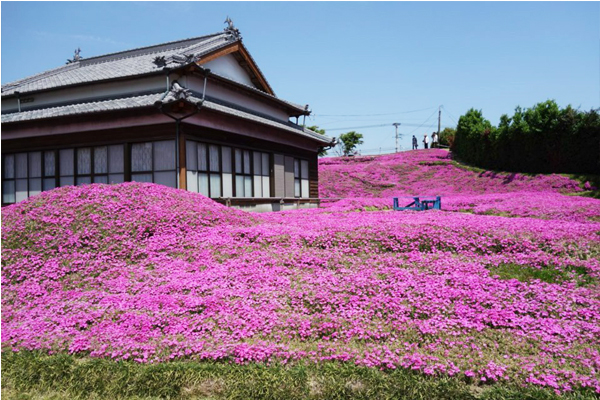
[309,156,319,198]
[1,123,175,153]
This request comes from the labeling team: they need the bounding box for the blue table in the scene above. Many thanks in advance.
[393,196,441,211]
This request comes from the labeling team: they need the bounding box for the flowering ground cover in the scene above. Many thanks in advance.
[2,151,600,399]
[319,149,600,223]
[319,149,587,198]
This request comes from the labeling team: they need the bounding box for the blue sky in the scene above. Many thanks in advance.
[2,2,599,154]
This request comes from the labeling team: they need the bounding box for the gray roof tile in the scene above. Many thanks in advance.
[0,93,157,122]
[1,33,231,97]
[1,93,333,145]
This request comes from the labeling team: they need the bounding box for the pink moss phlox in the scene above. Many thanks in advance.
[3,153,600,394]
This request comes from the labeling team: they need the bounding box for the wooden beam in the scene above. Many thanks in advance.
[196,42,275,96]
[236,44,274,95]
[179,132,187,190]
[197,42,240,65]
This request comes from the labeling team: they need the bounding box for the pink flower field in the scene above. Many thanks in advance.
[319,149,600,224]
[2,150,600,395]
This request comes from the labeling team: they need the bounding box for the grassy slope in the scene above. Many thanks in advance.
[3,352,596,400]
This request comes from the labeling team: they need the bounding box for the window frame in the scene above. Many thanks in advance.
[185,140,226,199]
[234,148,254,198]
[130,140,177,187]
[1,144,128,206]
[293,157,310,198]
[2,151,60,205]
[2,154,16,205]
[253,151,271,198]
[75,147,93,186]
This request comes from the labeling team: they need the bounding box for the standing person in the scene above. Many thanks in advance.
[431,131,438,148]
[423,134,429,149]
[412,135,418,150]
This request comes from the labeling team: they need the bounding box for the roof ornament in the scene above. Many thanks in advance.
[169,81,192,100]
[171,53,196,65]
[153,56,167,68]
[66,48,82,64]
[224,16,241,41]
[225,16,234,30]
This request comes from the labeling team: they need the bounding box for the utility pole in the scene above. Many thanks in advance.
[437,106,441,135]
[393,122,401,153]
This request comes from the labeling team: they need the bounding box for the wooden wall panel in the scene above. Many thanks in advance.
[309,156,319,198]
[284,156,295,197]
[178,132,187,190]
[273,154,285,197]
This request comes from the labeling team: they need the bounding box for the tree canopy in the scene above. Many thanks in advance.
[452,101,599,174]
[338,131,364,156]
[307,125,329,157]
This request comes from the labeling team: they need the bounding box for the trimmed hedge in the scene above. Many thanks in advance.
[453,101,599,174]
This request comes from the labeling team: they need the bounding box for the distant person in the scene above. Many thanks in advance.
[431,132,438,148]
[423,134,429,149]
[412,135,418,150]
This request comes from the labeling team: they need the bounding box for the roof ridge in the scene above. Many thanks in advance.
[178,34,233,56]
[80,32,225,64]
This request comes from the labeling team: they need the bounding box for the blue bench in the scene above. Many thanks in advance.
[393,196,441,211]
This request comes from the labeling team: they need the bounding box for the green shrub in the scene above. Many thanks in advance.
[453,101,600,174]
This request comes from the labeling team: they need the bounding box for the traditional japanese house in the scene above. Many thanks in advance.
[1,20,334,211]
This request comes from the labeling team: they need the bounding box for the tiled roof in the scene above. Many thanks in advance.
[207,69,306,113]
[1,32,234,97]
[1,30,312,114]
[0,93,161,123]
[197,97,331,144]
[1,92,334,145]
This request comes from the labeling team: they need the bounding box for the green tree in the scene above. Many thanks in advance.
[452,101,599,174]
[307,125,329,157]
[438,127,456,147]
[454,108,493,166]
[338,131,364,156]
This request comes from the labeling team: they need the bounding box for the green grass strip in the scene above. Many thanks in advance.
[3,351,599,400]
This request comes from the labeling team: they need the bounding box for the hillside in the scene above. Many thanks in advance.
[319,149,585,198]
[3,159,600,398]
[319,149,600,223]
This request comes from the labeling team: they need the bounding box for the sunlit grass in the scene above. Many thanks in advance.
[3,351,598,400]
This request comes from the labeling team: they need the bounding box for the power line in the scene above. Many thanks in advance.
[441,106,460,126]
[313,106,438,117]
[325,123,395,131]
[406,108,440,135]
[318,117,437,127]
[326,121,442,132]
[361,147,396,152]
